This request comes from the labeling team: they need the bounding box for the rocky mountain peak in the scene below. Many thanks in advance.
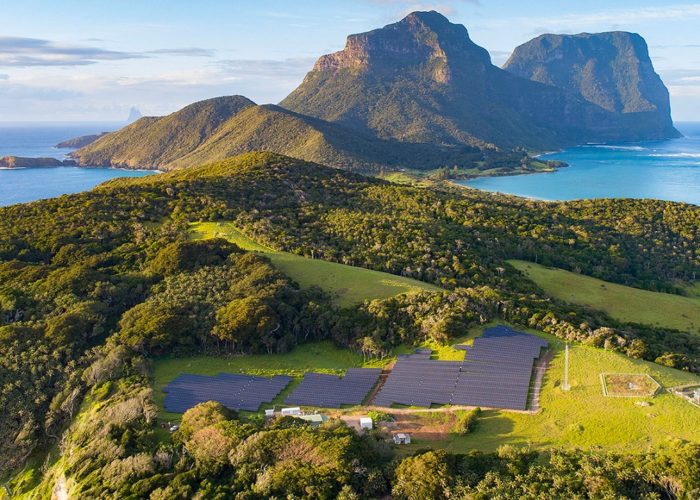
[312,11,490,82]
[504,32,672,114]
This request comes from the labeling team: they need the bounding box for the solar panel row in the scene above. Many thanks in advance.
[285,368,382,408]
[373,326,547,410]
[164,373,292,413]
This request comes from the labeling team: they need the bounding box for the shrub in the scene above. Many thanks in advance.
[453,408,481,435]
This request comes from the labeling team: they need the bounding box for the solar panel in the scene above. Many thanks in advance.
[285,368,381,407]
[164,373,292,413]
[373,326,547,410]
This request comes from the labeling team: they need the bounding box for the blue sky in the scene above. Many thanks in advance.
[1,0,700,122]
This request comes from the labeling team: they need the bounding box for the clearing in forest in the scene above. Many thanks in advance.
[509,259,700,334]
[190,221,442,307]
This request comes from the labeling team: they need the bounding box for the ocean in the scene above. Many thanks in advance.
[3,123,700,207]
[461,122,700,206]
[0,123,154,207]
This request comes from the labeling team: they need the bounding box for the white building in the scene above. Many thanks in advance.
[281,407,302,416]
[360,417,373,430]
[393,433,411,445]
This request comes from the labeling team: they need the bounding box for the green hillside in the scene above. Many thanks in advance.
[73,96,255,168]
[190,221,442,307]
[510,260,700,335]
[72,96,492,173]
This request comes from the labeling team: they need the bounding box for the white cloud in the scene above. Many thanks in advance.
[485,4,700,32]
[0,36,143,67]
[146,48,215,57]
[668,84,700,97]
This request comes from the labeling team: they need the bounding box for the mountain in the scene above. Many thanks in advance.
[281,11,677,149]
[127,106,142,123]
[74,12,679,171]
[73,96,256,168]
[72,95,485,171]
[503,32,680,139]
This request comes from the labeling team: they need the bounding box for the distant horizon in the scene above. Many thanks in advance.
[1,1,700,121]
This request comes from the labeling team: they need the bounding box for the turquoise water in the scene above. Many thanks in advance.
[462,122,700,205]
[0,123,154,207]
[0,167,154,207]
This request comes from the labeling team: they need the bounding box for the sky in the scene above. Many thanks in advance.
[1,0,700,122]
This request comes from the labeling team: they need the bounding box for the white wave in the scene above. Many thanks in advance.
[649,152,700,158]
[585,145,646,151]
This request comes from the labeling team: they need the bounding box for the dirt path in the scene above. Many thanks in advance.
[529,350,553,411]
[364,360,394,405]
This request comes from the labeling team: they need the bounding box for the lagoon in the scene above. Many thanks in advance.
[461,122,700,206]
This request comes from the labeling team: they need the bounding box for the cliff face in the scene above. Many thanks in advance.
[503,32,680,138]
[312,11,491,84]
[282,11,679,149]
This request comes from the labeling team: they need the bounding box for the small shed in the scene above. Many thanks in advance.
[393,433,411,445]
[299,414,328,426]
[360,417,373,430]
[264,409,275,417]
[281,407,302,416]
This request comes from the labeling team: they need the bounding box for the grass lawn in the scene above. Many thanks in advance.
[190,221,442,307]
[509,259,700,335]
[404,325,700,454]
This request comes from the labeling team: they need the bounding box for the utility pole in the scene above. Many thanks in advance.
[562,343,571,391]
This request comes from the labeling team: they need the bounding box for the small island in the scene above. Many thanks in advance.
[0,156,76,168]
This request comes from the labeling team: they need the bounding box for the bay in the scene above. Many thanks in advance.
[0,123,154,207]
[460,122,700,206]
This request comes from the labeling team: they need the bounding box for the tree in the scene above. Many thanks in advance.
[212,297,278,353]
[393,450,454,500]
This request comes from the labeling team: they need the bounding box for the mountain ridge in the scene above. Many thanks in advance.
[71,11,679,171]
[71,95,488,172]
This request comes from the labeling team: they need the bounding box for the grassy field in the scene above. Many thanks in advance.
[509,259,700,335]
[602,373,660,397]
[190,222,442,307]
[403,326,700,454]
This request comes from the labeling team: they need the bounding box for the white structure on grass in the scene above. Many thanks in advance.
[393,433,411,445]
[360,417,373,430]
[281,407,301,416]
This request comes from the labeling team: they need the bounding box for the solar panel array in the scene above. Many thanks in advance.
[285,368,382,408]
[164,373,292,413]
[373,326,547,410]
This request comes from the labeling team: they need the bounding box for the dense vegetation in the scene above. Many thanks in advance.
[13,374,700,498]
[1,152,699,494]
